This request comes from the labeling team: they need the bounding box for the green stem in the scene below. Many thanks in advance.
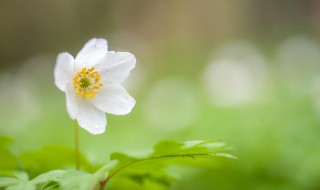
[74,120,80,170]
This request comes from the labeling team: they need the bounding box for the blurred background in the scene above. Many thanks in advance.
[1,0,320,189]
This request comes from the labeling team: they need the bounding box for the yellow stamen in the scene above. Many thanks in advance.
[73,67,103,99]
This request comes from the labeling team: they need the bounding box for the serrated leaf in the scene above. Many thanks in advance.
[101,139,236,188]
[151,140,183,156]
[214,153,238,159]
[19,146,93,178]
[1,140,235,190]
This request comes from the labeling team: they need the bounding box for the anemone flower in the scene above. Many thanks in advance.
[54,38,136,135]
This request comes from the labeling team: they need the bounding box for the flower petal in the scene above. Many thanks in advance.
[65,83,79,119]
[54,52,74,92]
[91,83,135,115]
[74,38,108,71]
[76,100,106,135]
[97,51,136,84]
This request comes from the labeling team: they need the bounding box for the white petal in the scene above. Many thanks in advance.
[74,38,108,71]
[54,52,74,92]
[65,84,79,119]
[76,100,106,135]
[96,51,136,84]
[91,83,135,115]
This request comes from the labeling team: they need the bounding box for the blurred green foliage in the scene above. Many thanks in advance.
[20,146,94,178]
[0,137,18,171]
[1,0,320,189]
[0,140,234,190]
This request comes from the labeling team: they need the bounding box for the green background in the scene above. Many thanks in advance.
[1,0,320,189]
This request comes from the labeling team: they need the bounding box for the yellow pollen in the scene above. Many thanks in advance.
[73,67,103,99]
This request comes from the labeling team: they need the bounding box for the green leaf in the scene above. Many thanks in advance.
[5,183,35,190]
[19,145,93,178]
[30,170,65,185]
[0,172,32,190]
[151,140,183,156]
[109,153,139,173]
[0,172,28,181]
[126,173,174,187]
[1,139,236,190]
[101,140,236,187]
[93,160,118,181]
[0,177,21,187]
[0,170,93,190]
[0,172,31,190]
[42,181,59,190]
[0,162,118,190]
[0,171,64,190]
[56,170,95,190]
[56,161,117,190]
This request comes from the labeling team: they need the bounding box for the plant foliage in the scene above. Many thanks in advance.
[0,138,236,190]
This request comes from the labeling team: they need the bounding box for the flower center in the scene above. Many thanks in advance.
[73,67,103,99]
[79,78,91,88]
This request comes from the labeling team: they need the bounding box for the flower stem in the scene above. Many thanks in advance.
[74,120,80,170]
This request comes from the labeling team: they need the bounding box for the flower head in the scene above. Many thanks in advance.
[54,38,136,134]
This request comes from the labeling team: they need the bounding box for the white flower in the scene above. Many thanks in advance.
[54,38,136,135]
